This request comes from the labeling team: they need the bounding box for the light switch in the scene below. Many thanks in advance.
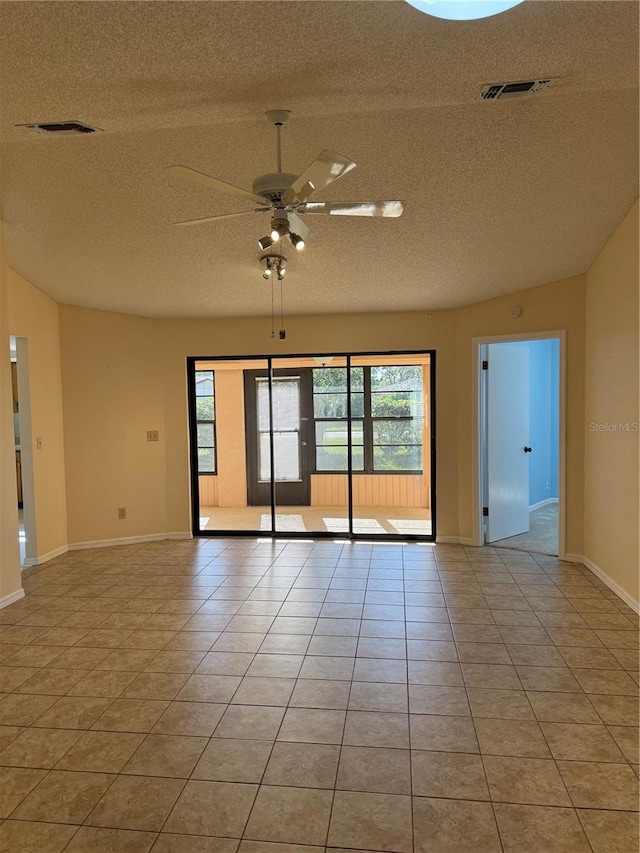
[36,436,43,450]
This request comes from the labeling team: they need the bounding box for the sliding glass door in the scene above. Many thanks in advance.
[274,356,350,535]
[188,351,435,540]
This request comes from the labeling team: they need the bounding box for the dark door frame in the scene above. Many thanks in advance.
[187,350,437,542]
[244,367,312,506]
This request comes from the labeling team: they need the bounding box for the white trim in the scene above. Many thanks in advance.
[15,338,38,562]
[436,536,476,546]
[471,331,566,559]
[22,536,192,565]
[33,544,69,566]
[529,497,559,512]
[566,553,639,614]
[0,587,25,610]
[69,532,193,551]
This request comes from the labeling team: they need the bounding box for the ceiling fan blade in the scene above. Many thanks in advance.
[165,165,267,206]
[301,200,404,218]
[287,211,312,241]
[173,209,267,226]
[283,150,357,204]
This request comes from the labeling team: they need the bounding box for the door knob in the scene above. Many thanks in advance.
[301,441,307,446]
[524,446,532,453]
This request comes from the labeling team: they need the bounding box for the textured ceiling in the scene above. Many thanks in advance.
[0,1,637,319]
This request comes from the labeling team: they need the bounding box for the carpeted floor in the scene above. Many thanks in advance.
[493,502,558,555]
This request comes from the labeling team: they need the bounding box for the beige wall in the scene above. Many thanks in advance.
[455,274,587,555]
[160,311,460,535]
[59,305,168,544]
[55,280,589,551]
[6,269,68,561]
[0,224,22,603]
[215,370,249,508]
[312,474,427,508]
[584,201,639,605]
[2,216,636,610]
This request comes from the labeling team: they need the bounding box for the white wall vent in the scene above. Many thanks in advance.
[16,121,102,135]
[478,79,557,101]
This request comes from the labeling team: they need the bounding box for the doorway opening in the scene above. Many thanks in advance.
[188,351,436,540]
[10,336,37,566]
[475,333,563,556]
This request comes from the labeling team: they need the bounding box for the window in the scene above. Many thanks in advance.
[195,370,216,473]
[256,377,301,482]
[312,365,424,473]
[312,367,364,472]
[369,365,423,472]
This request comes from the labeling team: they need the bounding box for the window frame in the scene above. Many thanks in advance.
[311,365,424,475]
[194,369,217,475]
[311,366,364,474]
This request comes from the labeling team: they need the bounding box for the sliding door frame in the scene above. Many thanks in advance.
[187,350,437,541]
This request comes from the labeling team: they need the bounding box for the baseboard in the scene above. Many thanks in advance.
[529,497,559,511]
[0,587,26,610]
[69,532,193,551]
[566,553,639,614]
[21,544,69,569]
[22,535,192,566]
[436,536,476,546]
[37,544,70,565]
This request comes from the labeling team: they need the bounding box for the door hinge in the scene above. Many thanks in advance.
[482,360,488,370]
[482,507,489,517]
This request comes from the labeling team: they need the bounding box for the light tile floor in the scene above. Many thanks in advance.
[0,538,637,853]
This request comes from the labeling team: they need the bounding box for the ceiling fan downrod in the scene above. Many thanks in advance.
[265,109,291,174]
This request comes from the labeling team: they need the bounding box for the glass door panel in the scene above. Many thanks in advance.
[190,352,434,541]
[195,358,271,534]
[350,355,432,537]
[273,356,349,535]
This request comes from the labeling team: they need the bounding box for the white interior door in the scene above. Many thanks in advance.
[486,344,530,542]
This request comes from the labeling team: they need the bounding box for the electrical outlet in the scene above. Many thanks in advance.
[117,508,127,520]
[147,430,159,442]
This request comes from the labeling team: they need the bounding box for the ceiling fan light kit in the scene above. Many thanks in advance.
[166,109,404,270]
[261,253,287,281]
[166,109,404,337]
[290,233,305,251]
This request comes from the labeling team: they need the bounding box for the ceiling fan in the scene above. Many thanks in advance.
[165,110,404,252]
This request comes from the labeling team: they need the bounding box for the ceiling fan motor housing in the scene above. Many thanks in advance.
[252,172,298,204]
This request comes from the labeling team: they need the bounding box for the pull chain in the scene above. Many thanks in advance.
[279,276,286,340]
[270,270,276,339]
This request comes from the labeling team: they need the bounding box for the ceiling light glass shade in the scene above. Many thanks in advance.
[405,0,525,20]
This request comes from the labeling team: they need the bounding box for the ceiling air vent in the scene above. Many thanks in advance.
[478,79,557,101]
[16,121,102,135]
